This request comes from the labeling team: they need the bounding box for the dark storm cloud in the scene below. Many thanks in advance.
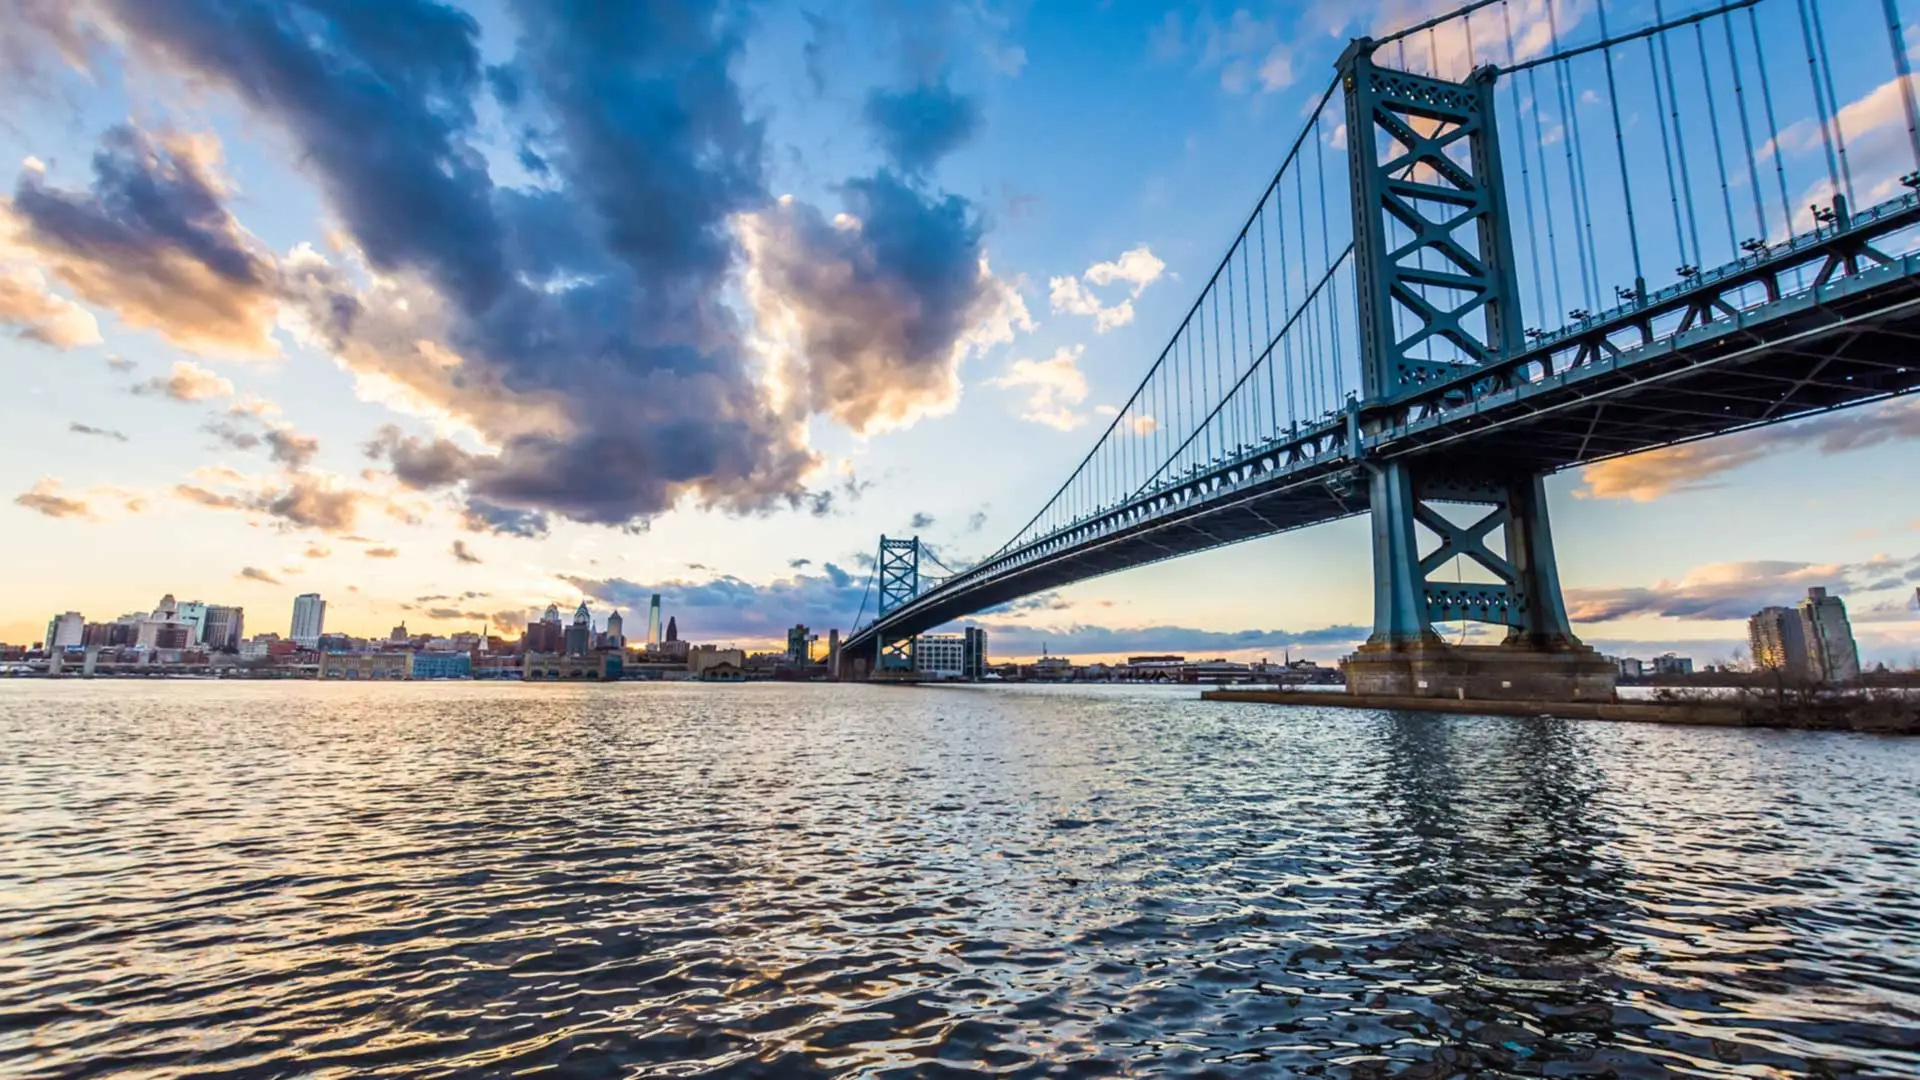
[863,81,981,174]
[5,124,278,353]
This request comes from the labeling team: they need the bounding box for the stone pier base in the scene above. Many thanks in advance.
[1343,640,1616,702]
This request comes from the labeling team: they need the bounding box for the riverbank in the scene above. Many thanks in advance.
[1201,688,1920,733]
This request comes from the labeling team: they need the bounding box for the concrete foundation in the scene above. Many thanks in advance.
[1343,640,1616,702]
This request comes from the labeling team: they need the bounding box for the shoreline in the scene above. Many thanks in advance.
[1200,688,1920,734]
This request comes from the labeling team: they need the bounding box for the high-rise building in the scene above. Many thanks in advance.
[175,601,209,644]
[914,634,968,680]
[605,610,625,649]
[787,624,811,664]
[44,612,83,650]
[202,606,245,652]
[565,601,592,657]
[1748,606,1810,678]
[291,593,326,647]
[964,627,988,680]
[665,616,678,643]
[1798,587,1860,683]
[542,603,562,628]
[647,594,663,647]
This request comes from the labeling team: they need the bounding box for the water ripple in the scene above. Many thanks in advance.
[2,681,1916,1077]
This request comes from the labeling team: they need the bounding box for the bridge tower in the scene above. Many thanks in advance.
[874,536,920,674]
[1339,39,1613,701]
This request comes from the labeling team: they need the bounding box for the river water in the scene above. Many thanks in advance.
[1,681,1916,1078]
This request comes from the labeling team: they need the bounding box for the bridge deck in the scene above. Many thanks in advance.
[849,217,1920,654]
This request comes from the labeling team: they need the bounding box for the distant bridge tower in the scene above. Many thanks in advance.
[1339,39,1612,698]
[875,536,920,673]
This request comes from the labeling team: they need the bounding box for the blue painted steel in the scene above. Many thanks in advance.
[876,536,920,671]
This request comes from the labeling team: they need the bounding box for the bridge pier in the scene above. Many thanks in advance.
[1345,461,1613,701]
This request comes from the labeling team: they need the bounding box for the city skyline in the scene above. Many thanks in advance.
[3,1,1918,665]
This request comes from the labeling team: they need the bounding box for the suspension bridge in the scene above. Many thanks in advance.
[842,0,1920,699]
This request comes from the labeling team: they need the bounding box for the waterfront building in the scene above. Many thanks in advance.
[524,618,562,654]
[319,652,409,680]
[914,634,968,680]
[44,612,83,650]
[1748,606,1811,678]
[202,606,244,652]
[1613,657,1645,679]
[964,627,988,680]
[787,624,811,664]
[565,601,592,657]
[665,616,678,642]
[605,610,625,650]
[411,651,472,679]
[1650,653,1694,676]
[1798,587,1860,683]
[647,594,663,647]
[689,646,746,680]
[290,594,326,647]
[523,652,621,681]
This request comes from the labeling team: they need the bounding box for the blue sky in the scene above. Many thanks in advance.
[2,0,1917,665]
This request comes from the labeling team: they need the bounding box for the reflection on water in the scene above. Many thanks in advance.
[1,681,1915,1077]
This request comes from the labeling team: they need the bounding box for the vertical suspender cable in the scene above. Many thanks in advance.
[1795,0,1843,220]
[1223,262,1240,449]
[1313,111,1346,403]
[1277,176,1297,428]
[1721,17,1769,240]
[1806,0,1854,207]
[1242,242,1259,438]
[1259,205,1278,436]
[1654,1,1705,269]
[1526,65,1567,322]
[1545,0,1595,311]
[1695,24,1740,256]
[1211,286,1229,452]
[1504,1,1547,328]
[1747,8,1795,239]
[1296,170,1319,414]
[1648,35,1689,270]
[1596,0,1644,290]
[1883,0,1920,172]
[1196,299,1211,463]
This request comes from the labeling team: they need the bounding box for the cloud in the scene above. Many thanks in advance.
[68,422,127,442]
[1565,555,1920,623]
[104,355,135,374]
[13,477,93,519]
[263,427,320,471]
[303,544,331,559]
[451,539,482,564]
[862,81,982,174]
[1049,245,1165,333]
[172,472,371,533]
[739,177,1030,435]
[1,124,279,356]
[1576,398,1920,501]
[988,344,1089,430]
[789,557,813,568]
[0,265,101,348]
[459,496,551,539]
[134,360,234,403]
[966,509,989,532]
[238,566,281,584]
[366,546,399,559]
[1151,9,1297,94]
[910,511,936,529]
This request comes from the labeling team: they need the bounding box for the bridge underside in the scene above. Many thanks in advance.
[848,263,1920,658]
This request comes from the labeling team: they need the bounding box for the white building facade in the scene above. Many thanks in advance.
[290,593,326,647]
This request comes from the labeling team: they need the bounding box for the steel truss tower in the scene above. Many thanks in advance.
[1340,40,1606,696]
[875,536,920,672]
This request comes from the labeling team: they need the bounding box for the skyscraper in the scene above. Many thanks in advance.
[1748,606,1809,678]
[291,593,326,648]
[565,601,592,657]
[203,605,245,652]
[1798,587,1861,683]
[175,601,209,644]
[665,616,678,643]
[606,610,624,649]
[647,594,662,647]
